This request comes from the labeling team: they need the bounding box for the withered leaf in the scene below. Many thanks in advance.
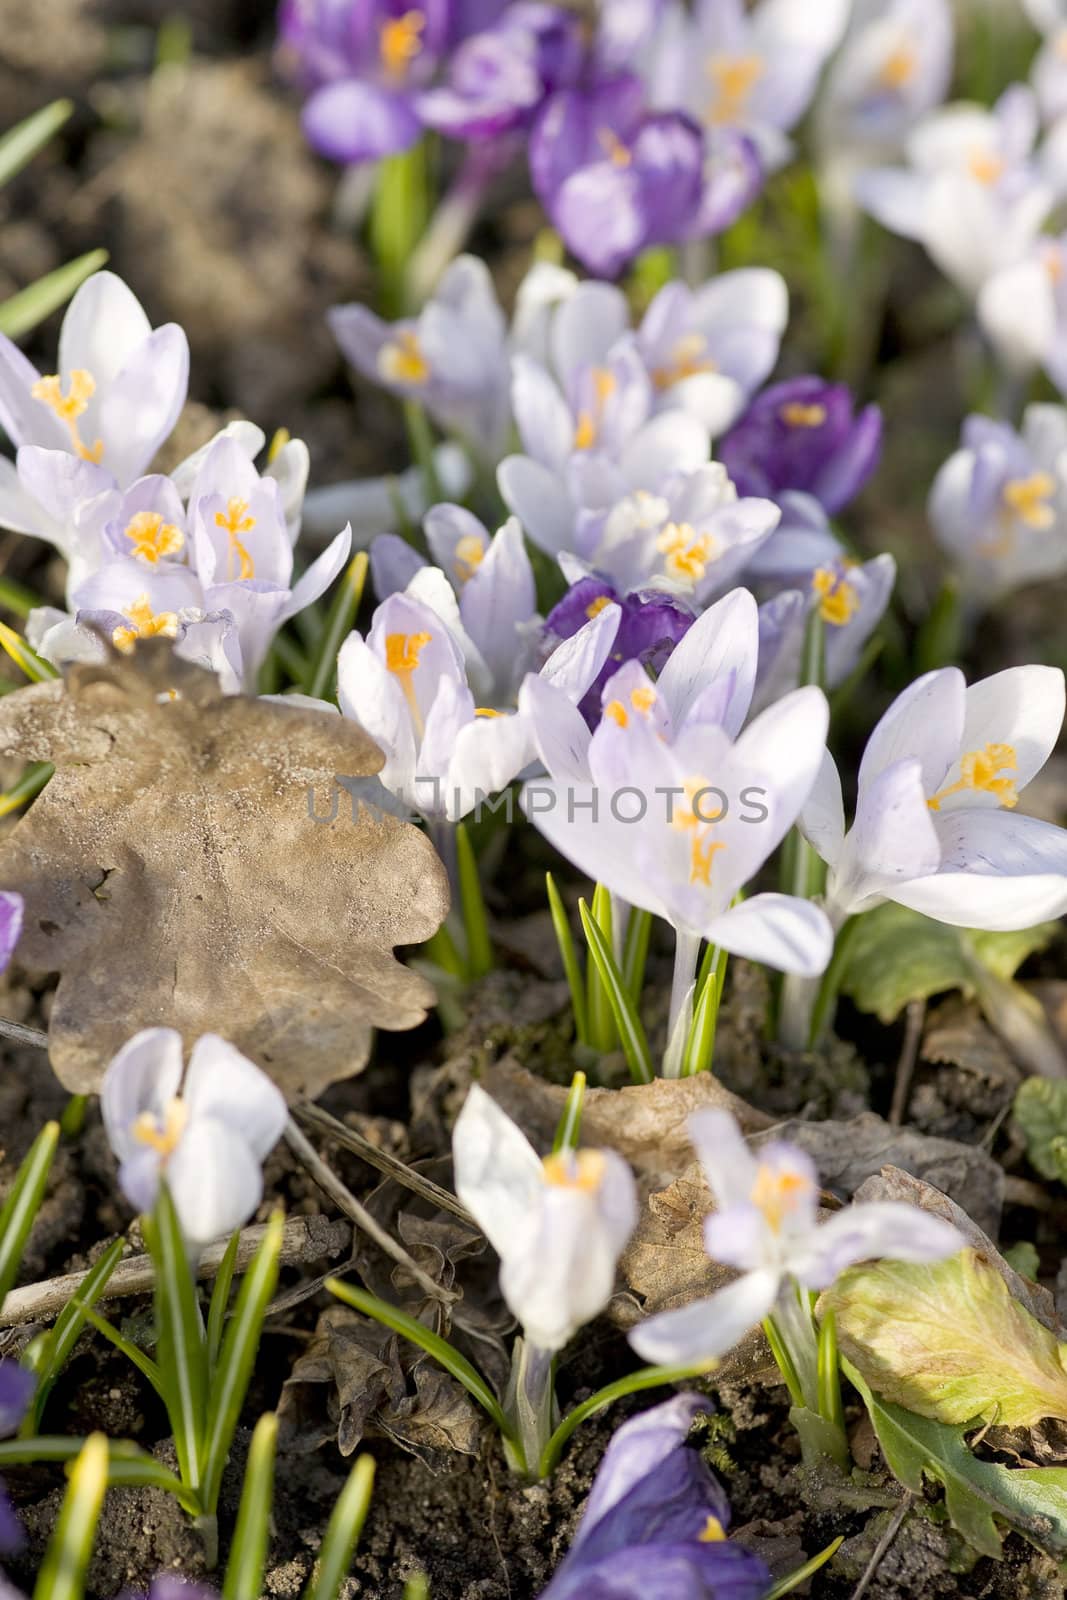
[0,643,449,1098]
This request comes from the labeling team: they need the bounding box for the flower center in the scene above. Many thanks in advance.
[380,9,426,79]
[780,401,827,429]
[124,510,185,566]
[112,596,180,654]
[967,148,1005,186]
[604,683,657,729]
[215,498,257,581]
[652,333,717,390]
[705,52,764,124]
[597,127,633,168]
[674,778,727,886]
[378,329,431,386]
[453,534,486,582]
[385,629,432,734]
[541,1149,606,1192]
[812,567,860,627]
[877,44,917,89]
[574,367,617,452]
[1002,471,1057,530]
[131,1096,188,1159]
[31,369,104,463]
[927,742,1019,812]
[585,594,612,620]
[657,521,716,585]
[750,1162,813,1233]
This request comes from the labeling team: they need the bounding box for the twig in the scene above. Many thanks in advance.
[295,1103,476,1226]
[0,1017,48,1050]
[850,1493,913,1600]
[889,999,925,1127]
[284,1117,456,1306]
[0,1216,351,1327]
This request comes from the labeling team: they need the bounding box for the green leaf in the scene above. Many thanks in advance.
[545,872,588,1045]
[456,821,492,979]
[584,883,617,1054]
[0,250,109,342]
[145,1185,208,1495]
[621,906,652,1003]
[552,1071,586,1154]
[0,761,54,819]
[578,898,654,1085]
[0,100,72,188]
[0,1121,59,1307]
[303,1453,375,1600]
[200,1212,283,1515]
[764,1536,843,1599]
[221,1412,277,1600]
[826,1251,1067,1430]
[841,902,1056,1023]
[539,1359,716,1478]
[1014,1078,1067,1183]
[32,1432,108,1600]
[0,621,60,683]
[206,1230,241,1376]
[846,1359,1067,1559]
[79,1304,164,1396]
[28,1239,125,1431]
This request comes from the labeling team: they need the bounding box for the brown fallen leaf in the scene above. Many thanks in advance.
[0,642,449,1098]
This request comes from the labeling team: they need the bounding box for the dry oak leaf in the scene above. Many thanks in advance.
[0,642,449,1098]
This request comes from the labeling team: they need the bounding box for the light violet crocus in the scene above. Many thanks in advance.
[416,0,584,140]
[928,408,1067,600]
[800,664,1067,930]
[0,1363,34,1553]
[629,1109,963,1368]
[329,254,510,460]
[539,1393,771,1600]
[453,1085,638,1354]
[855,85,1057,298]
[977,231,1067,390]
[0,892,22,975]
[101,1028,287,1251]
[0,272,188,551]
[819,0,955,154]
[648,0,850,172]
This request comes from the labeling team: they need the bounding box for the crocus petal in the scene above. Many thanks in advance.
[793,1203,964,1289]
[101,1028,185,1166]
[703,893,834,976]
[0,892,23,972]
[687,1107,761,1213]
[451,1084,546,1263]
[518,673,593,783]
[166,1116,266,1247]
[182,1035,287,1162]
[282,525,353,622]
[97,324,190,487]
[541,601,621,701]
[577,1392,713,1535]
[337,632,418,807]
[895,809,1067,929]
[799,748,846,869]
[58,270,151,384]
[628,1267,781,1365]
[958,665,1065,800]
[0,1363,35,1437]
[0,336,60,450]
[654,586,758,737]
[370,533,427,600]
[498,454,577,556]
[858,667,966,796]
[302,79,423,162]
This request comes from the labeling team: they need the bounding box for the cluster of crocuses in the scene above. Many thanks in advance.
[0,272,352,693]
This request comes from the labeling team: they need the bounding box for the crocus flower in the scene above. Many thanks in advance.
[801,664,1067,929]
[630,1109,963,1367]
[635,270,788,436]
[101,1028,287,1250]
[717,377,883,517]
[523,674,834,977]
[819,0,955,152]
[0,272,188,548]
[277,0,451,162]
[539,1393,771,1600]
[0,1363,34,1552]
[330,254,510,460]
[648,0,850,171]
[928,408,1067,600]
[529,74,760,280]
[744,491,845,584]
[978,231,1067,389]
[452,1085,637,1353]
[417,1,584,140]
[540,578,695,726]
[1025,0,1067,32]
[855,85,1056,298]
[0,891,23,974]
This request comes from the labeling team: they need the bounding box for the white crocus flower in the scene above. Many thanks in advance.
[452,1085,638,1354]
[630,1109,963,1367]
[101,1028,287,1250]
[801,664,1067,929]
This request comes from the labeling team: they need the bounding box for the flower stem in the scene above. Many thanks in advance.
[508,1338,554,1480]
[663,926,701,1078]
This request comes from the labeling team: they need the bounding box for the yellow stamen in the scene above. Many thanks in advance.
[631,684,656,715]
[699,1514,727,1543]
[878,44,917,90]
[705,53,764,125]
[657,521,716,585]
[927,742,1018,812]
[573,367,617,452]
[378,329,431,386]
[1002,471,1057,530]
[605,699,628,728]
[1057,25,1067,60]
[968,149,1005,186]
[453,534,486,582]
[380,8,425,79]
[541,1149,606,1191]
[673,778,727,886]
[652,333,717,390]
[385,629,432,735]
[751,1162,814,1233]
[124,510,185,566]
[598,127,632,168]
[215,498,257,581]
[474,707,501,717]
[812,567,860,627]
[31,369,104,464]
[780,401,827,429]
[586,594,612,620]
[131,1097,188,1159]
[112,595,180,655]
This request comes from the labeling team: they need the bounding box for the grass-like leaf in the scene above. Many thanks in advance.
[80,1304,164,1397]
[304,1453,376,1600]
[200,1212,283,1514]
[32,1431,108,1600]
[0,249,109,342]
[0,100,72,188]
[146,1186,208,1496]
[551,1071,586,1154]
[27,1238,125,1431]
[0,1120,59,1307]
[585,883,617,1053]
[222,1412,277,1600]
[0,761,55,819]
[545,872,588,1045]
[765,1536,844,1598]
[206,1230,241,1376]
[0,621,60,683]
[578,899,654,1085]
[621,906,652,1004]
[456,821,493,979]
[539,1359,716,1478]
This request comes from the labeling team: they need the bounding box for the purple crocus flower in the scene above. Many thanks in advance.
[539,1394,771,1600]
[120,1580,219,1600]
[530,75,761,280]
[0,1362,35,1553]
[278,0,453,162]
[718,377,883,516]
[418,2,584,140]
[544,578,694,723]
[0,892,23,974]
